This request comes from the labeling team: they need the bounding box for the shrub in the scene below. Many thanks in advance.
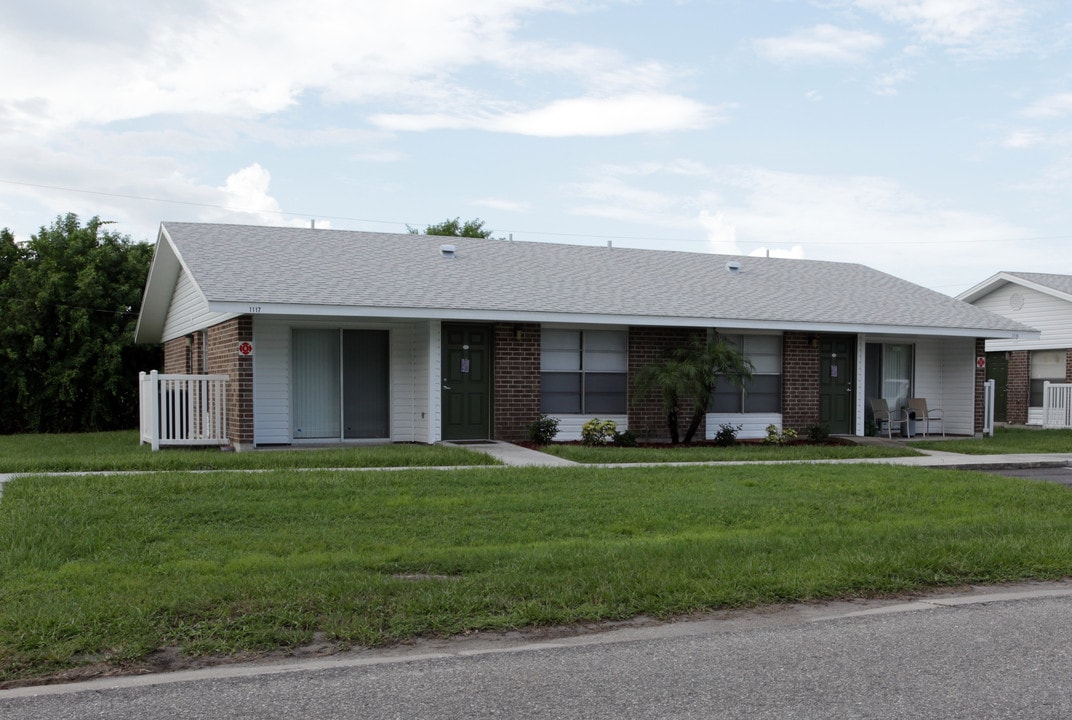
[613,429,638,447]
[581,418,618,446]
[714,423,742,447]
[764,424,798,446]
[527,414,560,446]
[806,424,831,444]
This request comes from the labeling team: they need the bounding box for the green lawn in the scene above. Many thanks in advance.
[540,442,919,463]
[0,430,499,472]
[3,463,1072,683]
[911,426,1072,455]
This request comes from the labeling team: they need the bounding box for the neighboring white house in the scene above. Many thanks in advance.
[135,223,1037,449]
[959,272,1072,425]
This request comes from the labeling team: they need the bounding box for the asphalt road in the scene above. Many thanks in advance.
[977,464,1072,487]
[4,586,1072,720]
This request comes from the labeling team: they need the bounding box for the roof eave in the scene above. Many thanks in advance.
[209,301,1038,339]
[134,226,179,344]
[958,272,1072,305]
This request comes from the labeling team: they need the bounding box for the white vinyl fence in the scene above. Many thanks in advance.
[139,371,229,450]
[982,379,996,437]
[1042,382,1072,430]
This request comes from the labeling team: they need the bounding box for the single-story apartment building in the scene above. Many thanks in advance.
[135,222,1037,449]
[958,272,1072,425]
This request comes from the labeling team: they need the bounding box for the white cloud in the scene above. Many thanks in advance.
[215,164,283,221]
[0,1,531,128]
[0,0,702,137]
[372,94,728,137]
[854,0,1028,52]
[753,24,885,64]
[566,160,1038,292]
[695,166,1034,290]
[871,68,913,95]
[1022,93,1072,119]
[1004,130,1045,148]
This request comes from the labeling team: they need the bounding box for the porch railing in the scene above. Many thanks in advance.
[139,371,229,450]
[983,379,996,437]
[1042,382,1072,430]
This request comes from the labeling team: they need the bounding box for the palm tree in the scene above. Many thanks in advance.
[632,336,753,444]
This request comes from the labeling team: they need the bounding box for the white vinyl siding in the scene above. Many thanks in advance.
[390,322,431,443]
[975,285,1072,352]
[551,414,629,442]
[706,413,783,441]
[252,317,433,446]
[888,336,975,437]
[161,270,236,342]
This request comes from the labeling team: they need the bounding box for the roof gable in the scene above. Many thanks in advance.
[959,271,1072,306]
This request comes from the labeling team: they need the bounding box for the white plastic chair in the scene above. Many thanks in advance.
[907,398,944,437]
[871,398,908,439]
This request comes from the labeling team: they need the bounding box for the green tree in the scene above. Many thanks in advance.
[408,217,497,238]
[632,335,753,444]
[0,214,158,433]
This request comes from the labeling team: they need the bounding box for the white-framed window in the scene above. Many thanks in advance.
[1030,350,1066,407]
[710,334,782,413]
[540,329,627,414]
[865,342,914,413]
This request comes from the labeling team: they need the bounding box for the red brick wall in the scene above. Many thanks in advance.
[627,326,706,441]
[162,337,189,374]
[492,322,541,442]
[191,331,205,374]
[782,332,819,431]
[204,317,254,448]
[1006,350,1029,425]
[162,332,206,374]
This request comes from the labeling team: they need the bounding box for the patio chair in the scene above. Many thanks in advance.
[907,398,944,437]
[870,398,909,439]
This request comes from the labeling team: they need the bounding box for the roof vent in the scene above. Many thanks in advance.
[440,244,457,259]
[726,260,741,274]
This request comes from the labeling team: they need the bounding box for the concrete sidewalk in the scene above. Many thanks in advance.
[3,443,1070,487]
[442,441,579,467]
[446,439,1072,471]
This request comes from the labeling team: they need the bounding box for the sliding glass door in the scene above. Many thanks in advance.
[293,329,389,440]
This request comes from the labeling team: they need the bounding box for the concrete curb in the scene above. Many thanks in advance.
[4,581,1071,700]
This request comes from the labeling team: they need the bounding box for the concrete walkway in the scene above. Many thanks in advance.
[442,441,579,467]
[446,439,1072,471]
[2,443,1070,494]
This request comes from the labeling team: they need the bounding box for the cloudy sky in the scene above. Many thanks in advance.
[2,0,1070,295]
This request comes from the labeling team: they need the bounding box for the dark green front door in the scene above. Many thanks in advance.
[819,335,856,435]
[442,324,491,440]
[986,352,1009,423]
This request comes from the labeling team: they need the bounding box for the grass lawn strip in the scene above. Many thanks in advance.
[911,426,1072,455]
[541,443,919,464]
[2,463,1072,683]
[0,430,500,473]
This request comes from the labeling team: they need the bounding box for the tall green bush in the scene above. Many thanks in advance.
[0,214,158,433]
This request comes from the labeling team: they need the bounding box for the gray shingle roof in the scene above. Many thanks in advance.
[1004,272,1072,298]
[158,222,1031,334]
